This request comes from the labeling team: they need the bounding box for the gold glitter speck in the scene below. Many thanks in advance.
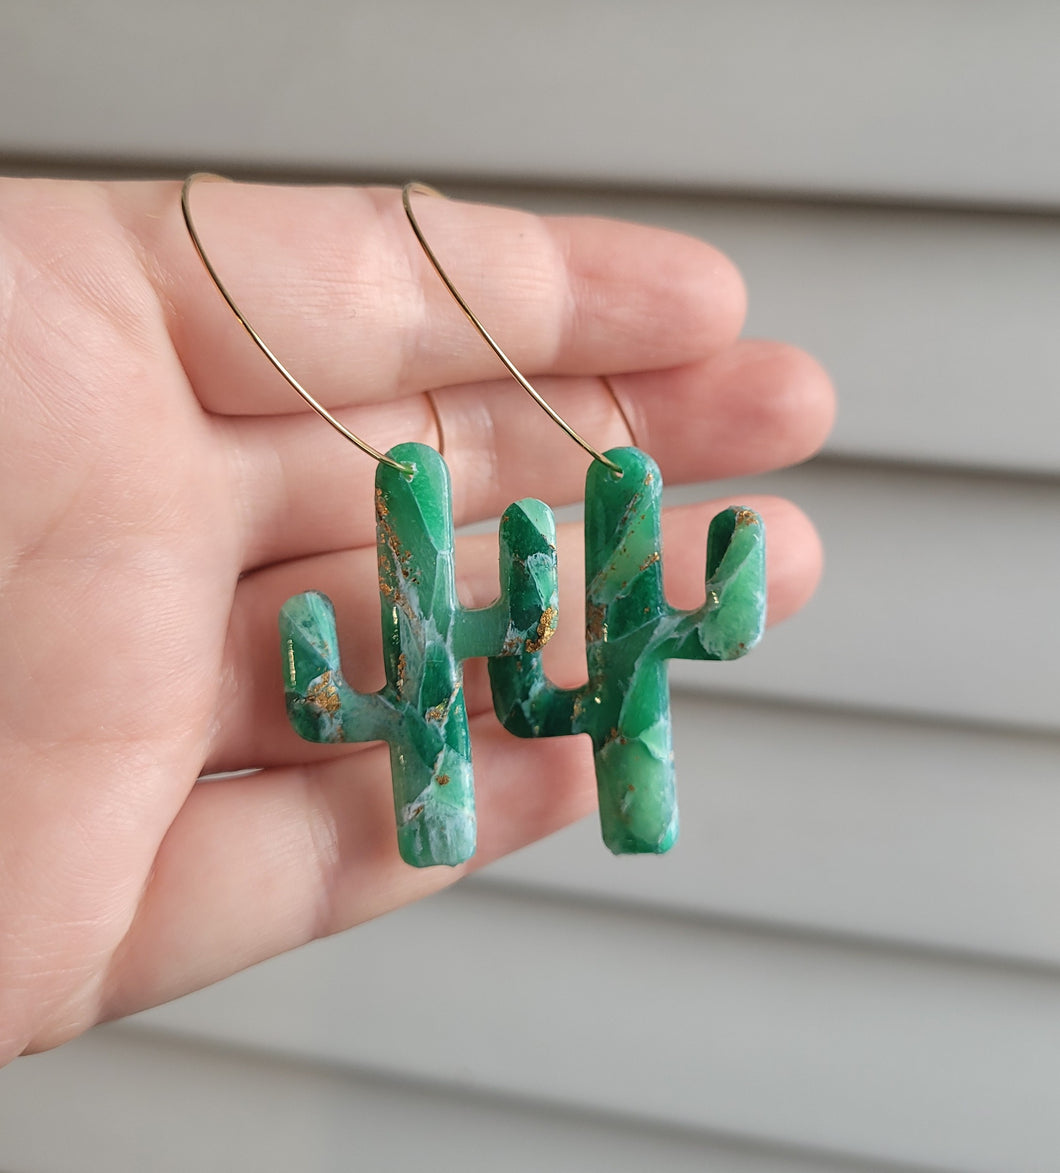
[305,671,341,715]
[524,605,557,654]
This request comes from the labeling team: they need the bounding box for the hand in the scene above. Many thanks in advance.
[0,178,833,1060]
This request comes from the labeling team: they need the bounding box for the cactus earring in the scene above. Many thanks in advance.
[404,184,767,857]
[181,175,559,868]
[490,437,765,855]
[279,454,557,868]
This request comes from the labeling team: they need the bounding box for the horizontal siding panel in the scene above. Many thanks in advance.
[135,886,1060,1173]
[469,187,1060,476]
[4,2,1060,208]
[0,1027,925,1173]
[663,459,1060,731]
[487,693,1060,967]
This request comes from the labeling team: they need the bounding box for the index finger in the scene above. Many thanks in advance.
[127,179,747,416]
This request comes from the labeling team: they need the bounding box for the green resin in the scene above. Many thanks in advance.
[280,442,558,868]
[490,447,766,856]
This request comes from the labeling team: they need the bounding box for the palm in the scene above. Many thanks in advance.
[0,178,831,1062]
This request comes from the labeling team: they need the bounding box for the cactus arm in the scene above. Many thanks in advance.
[480,497,587,736]
[662,506,767,662]
[453,498,559,661]
[489,654,585,739]
[279,590,393,744]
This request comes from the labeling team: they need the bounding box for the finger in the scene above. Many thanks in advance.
[202,496,820,776]
[101,715,601,1024]
[223,338,833,569]
[124,180,747,416]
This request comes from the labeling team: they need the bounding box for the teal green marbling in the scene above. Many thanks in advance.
[489,447,766,856]
[280,442,558,868]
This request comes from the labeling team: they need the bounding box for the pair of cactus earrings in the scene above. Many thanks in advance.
[182,176,766,869]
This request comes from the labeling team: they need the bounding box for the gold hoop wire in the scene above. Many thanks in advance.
[402,182,623,476]
[180,173,409,474]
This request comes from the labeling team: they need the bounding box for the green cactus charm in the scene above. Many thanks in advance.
[489,447,766,856]
[280,442,558,868]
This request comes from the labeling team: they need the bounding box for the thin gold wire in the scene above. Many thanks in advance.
[402,182,623,476]
[423,388,447,458]
[600,375,638,450]
[180,172,409,474]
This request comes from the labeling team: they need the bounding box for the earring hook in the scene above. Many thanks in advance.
[180,173,410,474]
[402,182,623,476]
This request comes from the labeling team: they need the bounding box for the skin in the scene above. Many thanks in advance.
[0,178,834,1064]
